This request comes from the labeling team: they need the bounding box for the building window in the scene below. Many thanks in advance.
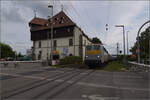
[33,42,35,48]
[39,41,41,48]
[59,21,62,24]
[55,18,58,20]
[67,28,70,32]
[54,30,57,33]
[39,51,42,55]
[84,40,86,46]
[54,40,57,47]
[69,39,73,46]
[60,17,64,20]
[38,51,42,60]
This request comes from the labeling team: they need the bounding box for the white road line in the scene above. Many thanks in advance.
[91,73,144,79]
[77,82,149,91]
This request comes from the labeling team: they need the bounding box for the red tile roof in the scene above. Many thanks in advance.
[29,11,76,31]
[29,17,48,26]
[29,11,91,42]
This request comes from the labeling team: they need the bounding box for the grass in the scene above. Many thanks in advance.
[103,61,126,72]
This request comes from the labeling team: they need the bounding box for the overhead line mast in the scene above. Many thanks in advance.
[33,8,37,18]
[105,1,111,31]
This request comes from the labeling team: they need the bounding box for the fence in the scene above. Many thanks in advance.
[0,60,47,68]
[127,61,150,72]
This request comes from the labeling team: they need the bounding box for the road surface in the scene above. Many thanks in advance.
[0,64,149,100]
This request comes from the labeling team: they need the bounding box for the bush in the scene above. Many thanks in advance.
[104,61,126,72]
[59,56,82,65]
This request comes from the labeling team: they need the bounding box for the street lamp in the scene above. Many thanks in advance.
[126,31,129,56]
[137,20,150,63]
[48,4,53,65]
[115,25,126,63]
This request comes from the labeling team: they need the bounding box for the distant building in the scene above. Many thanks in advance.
[26,49,32,57]
[29,11,92,60]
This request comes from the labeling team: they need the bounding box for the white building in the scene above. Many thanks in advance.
[29,11,92,60]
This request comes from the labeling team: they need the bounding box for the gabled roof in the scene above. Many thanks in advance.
[29,11,91,42]
[29,11,76,31]
[29,17,48,26]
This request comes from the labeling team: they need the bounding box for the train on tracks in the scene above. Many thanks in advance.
[84,44,110,67]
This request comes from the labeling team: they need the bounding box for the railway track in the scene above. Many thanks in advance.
[1,66,148,100]
[47,70,94,99]
[31,69,86,99]
[1,68,78,99]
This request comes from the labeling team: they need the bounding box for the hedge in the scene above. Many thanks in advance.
[59,56,82,65]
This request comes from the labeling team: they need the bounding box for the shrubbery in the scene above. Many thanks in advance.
[59,56,82,65]
[104,61,125,72]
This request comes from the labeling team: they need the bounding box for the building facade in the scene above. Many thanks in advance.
[29,11,92,61]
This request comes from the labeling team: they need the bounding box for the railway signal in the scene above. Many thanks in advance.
[106,24,108,31]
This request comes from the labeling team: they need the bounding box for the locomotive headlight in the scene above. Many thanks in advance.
[97,56,100,58]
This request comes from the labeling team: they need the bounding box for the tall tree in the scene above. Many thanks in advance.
[0,43,15,58]
[91,37,102,44]
[130,26,150,59]
[17,52,23,57]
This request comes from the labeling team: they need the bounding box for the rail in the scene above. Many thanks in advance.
[127,61,150,72]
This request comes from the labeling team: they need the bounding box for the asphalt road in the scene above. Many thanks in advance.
[0,64,149,100]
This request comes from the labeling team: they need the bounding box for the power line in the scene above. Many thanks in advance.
[58,1,95,37]
[69,3,97,36]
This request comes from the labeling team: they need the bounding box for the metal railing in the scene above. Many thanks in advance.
[127,61,150,72]
[0,60,47,68]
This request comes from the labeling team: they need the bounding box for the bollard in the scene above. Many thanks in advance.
[4,62,8,67]
[14,62,18,68]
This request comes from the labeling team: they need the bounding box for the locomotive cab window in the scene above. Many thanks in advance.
[93,45,100,50]
[86,45,92,50]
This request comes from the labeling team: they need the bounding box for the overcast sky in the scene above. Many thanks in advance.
[0,0,149,55]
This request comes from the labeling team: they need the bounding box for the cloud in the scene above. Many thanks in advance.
[1,1,25,23]
[1,0,149,55]
[62,1,148,54]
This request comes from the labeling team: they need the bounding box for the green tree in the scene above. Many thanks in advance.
[0,43,15,58]
[17,52,23,57]
[130,26,150,60]
[91,37,102,44]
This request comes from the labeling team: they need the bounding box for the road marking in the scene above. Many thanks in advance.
[82,94,119,100]
[0,72,149,92]
[77,82,149,91]
[55,79,64,82]
[91,73,144,79]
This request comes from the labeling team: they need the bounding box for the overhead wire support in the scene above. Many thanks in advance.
[105,1,112,31]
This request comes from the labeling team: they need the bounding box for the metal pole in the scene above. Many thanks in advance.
[48,3,53,65]
[47,30,49,62]
[123,26,126,63]
[115,25,126,63]
[14,46,16,61]
[137,20,150,63]
[51,6,53,64]
[149,27,150,65]
[149,0,150,65]
[0,9,1,59]
[127,31,129,55]
[117,43,119,58]
[0,27,2,59]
